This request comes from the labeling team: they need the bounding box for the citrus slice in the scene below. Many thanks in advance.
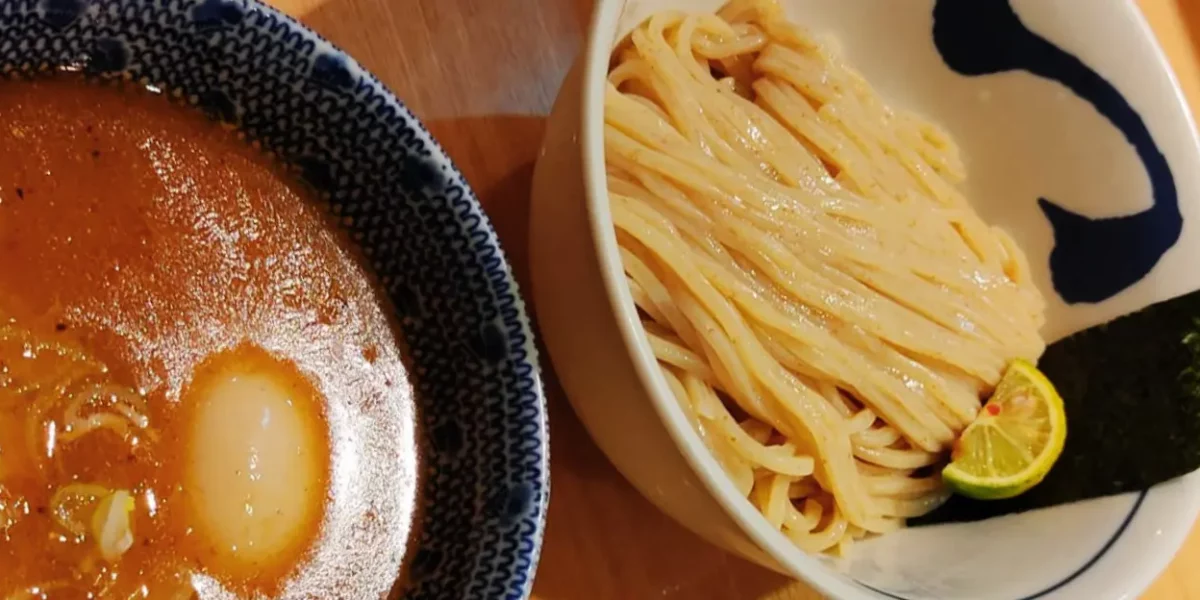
[942,359,1067,500]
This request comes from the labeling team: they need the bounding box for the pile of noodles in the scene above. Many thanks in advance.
[605,0,1044,554]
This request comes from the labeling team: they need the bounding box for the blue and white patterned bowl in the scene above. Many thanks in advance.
[532,0,1200,599]
[0,0,549,598]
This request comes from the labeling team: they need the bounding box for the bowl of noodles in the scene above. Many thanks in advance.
[529,0,1200,598]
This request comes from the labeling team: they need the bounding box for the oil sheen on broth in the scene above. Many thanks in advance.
[0,77,420,599]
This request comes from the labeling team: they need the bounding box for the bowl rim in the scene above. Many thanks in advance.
[236,2,554,595]
[578,0,1200,598]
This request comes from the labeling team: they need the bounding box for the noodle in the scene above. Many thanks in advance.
[607,0,1045,551]
[0,321,153,465]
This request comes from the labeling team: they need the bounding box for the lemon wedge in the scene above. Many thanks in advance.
[943,360,1067,500]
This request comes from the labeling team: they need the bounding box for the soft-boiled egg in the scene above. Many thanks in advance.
[181,345,329,582]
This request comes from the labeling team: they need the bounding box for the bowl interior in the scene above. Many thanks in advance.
[590,0,1200,597]
[0,1,548,598]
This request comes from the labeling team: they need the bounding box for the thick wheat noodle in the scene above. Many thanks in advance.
[865,474,944,497]
[607,77,1042,345]
[662,367,757,495]
[645,329,712,379]
[607,128,1024,387]
[617,199,876,525]
[682,373,816,477]
[606,0,1045,553]
[855,426,904,449]
[620,191,957,450]
[607,125,1028,377]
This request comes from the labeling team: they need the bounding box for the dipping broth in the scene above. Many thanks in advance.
[0,77,421,599]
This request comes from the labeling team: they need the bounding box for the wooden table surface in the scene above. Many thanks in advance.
[266,0,1200,597]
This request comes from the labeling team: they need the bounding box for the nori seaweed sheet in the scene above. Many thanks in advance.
[912,289,1200,526]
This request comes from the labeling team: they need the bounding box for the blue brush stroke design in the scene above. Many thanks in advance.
[933,0,1181,304]
[85,38,129,74]
[310,53,356,91]
[190,0,245,32]
[857,490,1147,600]
[39,0,87,31]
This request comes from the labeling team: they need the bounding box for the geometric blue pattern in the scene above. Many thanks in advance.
[0,0,550,597]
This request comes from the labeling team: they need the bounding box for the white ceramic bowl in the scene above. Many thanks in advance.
[530,0,1200,597]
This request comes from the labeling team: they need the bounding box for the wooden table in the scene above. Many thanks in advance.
[267,0,1200,597]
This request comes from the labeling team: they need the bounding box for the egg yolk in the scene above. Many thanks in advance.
[180,345,329,587]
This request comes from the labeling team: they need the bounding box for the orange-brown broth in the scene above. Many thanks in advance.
[0,76,420,599]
